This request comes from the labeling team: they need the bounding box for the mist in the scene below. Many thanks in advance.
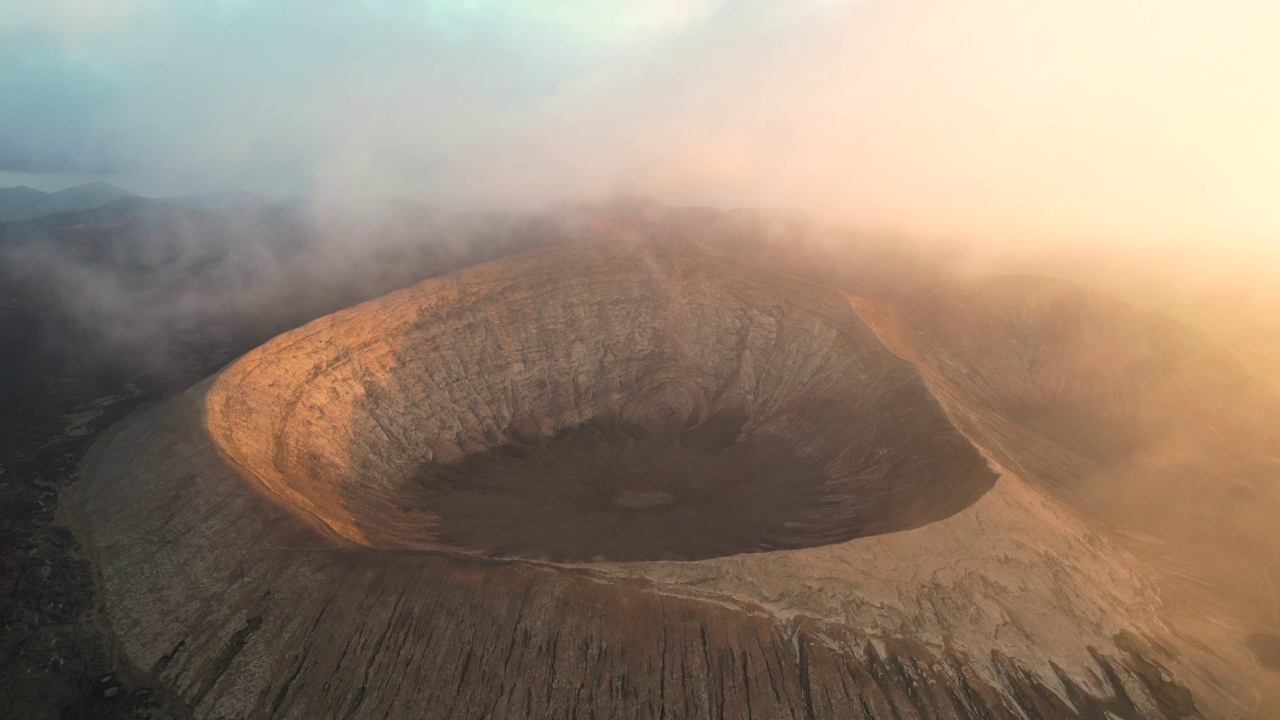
[4,1,1279,256]
[6,4,1280,717]
[4,0,1280,386]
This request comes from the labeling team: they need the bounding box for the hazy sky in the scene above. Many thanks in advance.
[3,0,1279,252]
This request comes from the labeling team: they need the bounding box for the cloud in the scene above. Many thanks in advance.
[2,0,1279,259]
[0,32,119,173]
[0,0,150,41]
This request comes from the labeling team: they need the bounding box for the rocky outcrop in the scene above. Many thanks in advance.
[64,243,1260,718]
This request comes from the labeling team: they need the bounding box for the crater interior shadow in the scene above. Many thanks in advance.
[407,404,992,562]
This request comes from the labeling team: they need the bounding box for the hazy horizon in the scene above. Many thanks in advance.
[5,1,1280,262]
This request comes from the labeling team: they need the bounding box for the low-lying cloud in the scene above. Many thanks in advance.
[3,0,1279,262]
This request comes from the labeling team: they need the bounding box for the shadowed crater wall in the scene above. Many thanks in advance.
[205,243,995,561]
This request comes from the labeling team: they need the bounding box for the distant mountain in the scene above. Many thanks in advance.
[0,181,136,222]
[168,189,274,212]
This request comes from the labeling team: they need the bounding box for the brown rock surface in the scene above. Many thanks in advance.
[64,243,1263,718]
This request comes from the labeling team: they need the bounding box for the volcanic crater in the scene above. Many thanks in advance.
[205,243,995,561]
[64,240,1262,719]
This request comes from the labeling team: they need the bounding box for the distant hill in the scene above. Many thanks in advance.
[167,189,274,212]
[0,181,136,222]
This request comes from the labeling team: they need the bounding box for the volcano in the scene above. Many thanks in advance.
[204,242,994,561]
[64,242,1272,718]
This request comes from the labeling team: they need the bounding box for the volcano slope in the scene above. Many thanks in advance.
[856,277,1280,624]
[65,243,1259,719]
[855,276,1280,709]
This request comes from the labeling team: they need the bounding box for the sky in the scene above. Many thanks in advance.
[3,0,1280,255]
